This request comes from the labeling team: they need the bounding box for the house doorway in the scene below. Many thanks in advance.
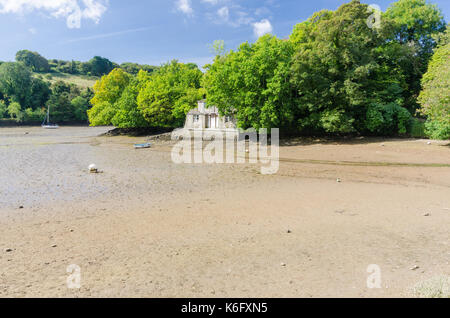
[207,114,218,129]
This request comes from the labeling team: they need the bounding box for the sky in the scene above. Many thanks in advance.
[0,0,449,67]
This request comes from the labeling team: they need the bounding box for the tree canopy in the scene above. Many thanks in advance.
[418,25,450,139]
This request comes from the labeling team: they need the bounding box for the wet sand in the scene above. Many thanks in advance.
[0,127,449,297]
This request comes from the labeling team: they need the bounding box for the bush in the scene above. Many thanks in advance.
[7,102,24,122]
[425,120,450,140]
[365,103,412,136]
[24,108,45,122]
[0,100,6,118]
[410,118,427,138]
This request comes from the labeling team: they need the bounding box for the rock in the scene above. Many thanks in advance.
[287,230,292,234]
[423,213,431,217]
[427,141,432,145]
[51,244,57,248]
[410,265,420,271]
[336,178,341,183]
[19,206,24,209]
[281,262,286,267]
[4,248,13,253]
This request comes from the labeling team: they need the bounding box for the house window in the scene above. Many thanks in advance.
[225,116,232,123]
[193,115,200,122]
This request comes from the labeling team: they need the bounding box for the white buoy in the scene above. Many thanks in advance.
[88,164,98,173]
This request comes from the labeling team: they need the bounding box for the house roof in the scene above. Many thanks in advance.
[187,110,201,115]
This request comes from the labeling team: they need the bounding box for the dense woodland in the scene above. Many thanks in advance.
[0,0,448,139]
[0,51,158,124]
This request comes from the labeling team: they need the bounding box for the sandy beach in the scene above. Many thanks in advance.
[0,126,449,297]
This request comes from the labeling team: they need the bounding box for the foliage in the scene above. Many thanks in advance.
[87,56,115,77]
[0,62,32,106]
[7,102,24,122]
[119,63,158,75]
[365,103,411,135]
[16,50,50,73]
[71,96,90,122]
[0,100,6,118]
[88,68,132,125]
[418,25,449,139]
[289,1,413,134]
[384,0,446,110]
[46,81,92,123]
[203,35,295,130]
[137,61,203,127]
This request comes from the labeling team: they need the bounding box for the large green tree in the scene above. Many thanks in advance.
[384,0,446,110]
[0,62,33,107]
[418,25,450,139]
[137,61,203,127]
[15,50,50,73]
[289,0,411,135]
[203,35,295,130]
[87,56,115,76]
[88,68,132,125]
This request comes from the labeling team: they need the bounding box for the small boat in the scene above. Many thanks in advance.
[134,143,151,149]
[42,104,59,129]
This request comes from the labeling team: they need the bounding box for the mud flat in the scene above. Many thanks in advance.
[0,127,449,297]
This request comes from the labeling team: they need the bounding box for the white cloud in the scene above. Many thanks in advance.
[28,27,37,34]
[202,0,219,4]
[217,6,228,21]
[176,0,193,16]
[252,19,272,37]
[0,0,108,29]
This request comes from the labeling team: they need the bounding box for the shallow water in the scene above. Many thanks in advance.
[0,126,253,211]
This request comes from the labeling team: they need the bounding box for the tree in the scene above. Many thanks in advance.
[203,35,295,130]
[137,60,203,127]
[0,100,6,118]
[120,63,158,75]
[16,50,50,72]
[289,0,411,135]
[88,68,132,125]
[418,25,450,139]
[46,81,86,122]
[110,75,149,128]
[384,0,446,60]
[71,96,90,122]
[87,56,115,76]
[7,102,24,122]
[29,78,51,110]
[384,0,446,110]
[0,62,32,107]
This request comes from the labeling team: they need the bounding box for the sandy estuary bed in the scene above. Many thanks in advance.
[0,126,449,297]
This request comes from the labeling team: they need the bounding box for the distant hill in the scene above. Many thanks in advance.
[33,72,99,89]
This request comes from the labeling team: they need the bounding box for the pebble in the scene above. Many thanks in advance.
[287,230,292,234]
[19,206,24,209]
[336,178,341,183]
[423,213,431,217]
[4,248,13,253]
[410,265,420,270]
[281,262,286,267]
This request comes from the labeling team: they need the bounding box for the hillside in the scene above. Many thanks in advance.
[34,72,99,89]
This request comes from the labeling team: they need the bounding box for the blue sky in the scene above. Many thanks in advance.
[0,0,448,67]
